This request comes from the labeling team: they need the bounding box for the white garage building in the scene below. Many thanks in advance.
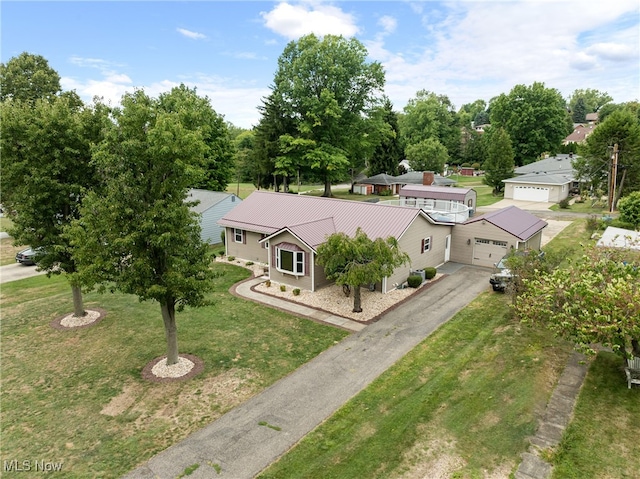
[503,172,572,203]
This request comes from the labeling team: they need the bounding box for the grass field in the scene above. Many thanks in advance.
[0,263,348,478]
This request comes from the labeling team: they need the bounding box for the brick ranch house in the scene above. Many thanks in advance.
[218,191,546,292]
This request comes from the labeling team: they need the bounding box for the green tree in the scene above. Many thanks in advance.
[571,97,587,123]
[368,98,402,177]
[0,52,61,103]
[157,84,234,191]
[579,108,640,206]
[490,82,573,166]
[405,137,449,174]
[270,34,385,197]
[618,191,640,228]
[316,228,410,313]
[514,246,640,359]
[458,99,487,127]
[568,88,612,115]
[482,127,515,194]
[399,90,461,160]
[0,93,110,317]
[69,89,217,366]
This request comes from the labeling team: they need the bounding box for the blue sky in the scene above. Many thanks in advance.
[2,1,639,129]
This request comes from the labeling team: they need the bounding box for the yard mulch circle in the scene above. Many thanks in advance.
[50,308,107,330]
[141,354,205,383]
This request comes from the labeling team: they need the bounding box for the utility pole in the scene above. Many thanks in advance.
[608,143,619,213]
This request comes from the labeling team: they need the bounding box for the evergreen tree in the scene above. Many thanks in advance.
[368,99,403,176]
[483,127,515,194]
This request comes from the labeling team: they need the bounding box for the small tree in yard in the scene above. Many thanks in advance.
[69,89,219,366]
[514,246,640,359]
[316,228,410,313]
[618,191,640,229]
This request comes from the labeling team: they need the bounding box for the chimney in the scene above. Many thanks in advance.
[423,171,435,186]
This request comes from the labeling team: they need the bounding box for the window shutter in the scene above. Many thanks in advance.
[304,251,309,276]
[421,238,425,254]
[243,231,246,244]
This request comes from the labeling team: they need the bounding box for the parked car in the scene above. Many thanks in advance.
[15,247,40,266]
[489,250,545,292]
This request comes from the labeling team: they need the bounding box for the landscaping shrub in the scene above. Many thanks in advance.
[265,280,271,287]
[228,256,235,261]
[280,285,286,292]
[585,215,600,233]
[424,267,437,279]
[246,261,254,266]
[293,288,301,296]
[407,275,423,288]
[559,198,570,209]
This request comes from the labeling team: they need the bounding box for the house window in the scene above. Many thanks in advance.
[276,245,304,275]
[234,228,244,243]
[493,240,508,247]
[421,236,432,253]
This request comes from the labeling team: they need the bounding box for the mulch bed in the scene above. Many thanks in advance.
[141,354,205,383]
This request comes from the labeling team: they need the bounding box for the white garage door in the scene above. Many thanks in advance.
[514,186,549,202]
[473,238,508,268]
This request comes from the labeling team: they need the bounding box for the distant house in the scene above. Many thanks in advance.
[585,112,599,124]
[396,184,477,222]
[187,189,241,244]
[563,124,595,145]
[356,173,402,195]
[513,154,577,177]
[504,154,580,202]
[218,191,454,293]
[450,206,547,268]
[395,171,457,187]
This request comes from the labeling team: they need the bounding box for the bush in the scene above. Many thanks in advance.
[280,285,286,292]
[265,280,271,287]
[585,215,600,233]
[559,198,570,209]
[293,288,301,296]
[424,267,437,279]
[227,256,235,262]
[407,275,423,288]
[246,261,254,266]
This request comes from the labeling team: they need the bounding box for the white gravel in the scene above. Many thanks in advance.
[151,356,195,378]
[60,309,102,327]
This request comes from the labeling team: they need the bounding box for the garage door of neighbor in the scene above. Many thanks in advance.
[514,186,549,202]
[473,238,508,268]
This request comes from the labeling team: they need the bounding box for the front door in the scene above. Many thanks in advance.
[444,234,451,262]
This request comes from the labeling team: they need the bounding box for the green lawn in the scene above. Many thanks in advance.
[448,174,500,207]
[0,263,348,478]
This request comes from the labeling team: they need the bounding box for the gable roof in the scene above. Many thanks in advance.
[399,184,474,200]
[564,124,595,143]
[513,154,577,177]
[395,171,457,186]
[503,172,573,186]
[358,173,400,186]
[187,189,239,214]
[463,206,547,240]
[218,191,431,250]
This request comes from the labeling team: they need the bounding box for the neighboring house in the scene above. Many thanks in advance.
[503,172,573,203]
[513,153,577,177]
[393,184,477,222]
[357,173,402,195]
[395,171,457,187]
[450,206,547,268]
[218,191,454,293]
[187,189,241,245]
[563,124,595,145]
[586,112,599,124]
[596,226,640,250]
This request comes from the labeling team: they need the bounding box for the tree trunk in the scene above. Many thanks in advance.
[322,178,333,197]
[161,299,179,365]
[352,285,362,313]
[283,176,289,193]
[71,284,85,317]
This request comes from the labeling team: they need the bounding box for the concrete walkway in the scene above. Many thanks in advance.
[123,264,490,479]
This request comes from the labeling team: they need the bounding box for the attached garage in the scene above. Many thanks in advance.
[449,206,547,267]
[513,186,550,202]
[472,238,508,268]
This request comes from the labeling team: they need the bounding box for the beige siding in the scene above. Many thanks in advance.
[450,223,519,266]
[387,218,453,292]
[225,228,268,263]
[268,231,314,291]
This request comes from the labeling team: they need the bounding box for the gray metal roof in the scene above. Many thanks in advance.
[394,172,457,186]
[218,191,427,250]
[514,154,577,177]
[399,184,474,200]
[358,173,400,186]
[463,206,547,240]
[187,189,239,213]
[503,172,573,185]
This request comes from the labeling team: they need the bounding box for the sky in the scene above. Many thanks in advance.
[2,1,639,129]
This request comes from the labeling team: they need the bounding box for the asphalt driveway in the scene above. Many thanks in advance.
[123,264,490,479]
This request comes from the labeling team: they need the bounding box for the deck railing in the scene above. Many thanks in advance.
[378,198,472,223]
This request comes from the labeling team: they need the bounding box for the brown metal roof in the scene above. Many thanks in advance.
[400,184,473,200]
[218,191,423,249]
[463,206,547,240]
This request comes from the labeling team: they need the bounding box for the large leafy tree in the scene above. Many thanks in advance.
[399,90,461,161]
[269,34,386,197]
[578,108,640,206]
[157,84,234,191]
[483,127,515,194]
[0,52,61,103]
[69,89,217,366]
[405,137,449,174]
[567,88,612,116]
[317,228,410,313]
[618,191,640,228]
[490,82,573,166]
[515,246,640,359]
[0,93,110,317]
[368,98,403,177]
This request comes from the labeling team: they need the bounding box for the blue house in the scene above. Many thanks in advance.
[187,189,242,245]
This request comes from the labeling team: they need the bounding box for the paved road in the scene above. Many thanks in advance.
[0,263,47,284]
[123,264,490,479]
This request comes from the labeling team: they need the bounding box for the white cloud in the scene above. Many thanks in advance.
[586,42,636,62]
[260,1,360,39]
[377,15,397,35]
[177,28,206,40]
